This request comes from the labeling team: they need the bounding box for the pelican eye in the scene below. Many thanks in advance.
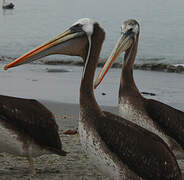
[70,24,83,33]
[73,23,82,28]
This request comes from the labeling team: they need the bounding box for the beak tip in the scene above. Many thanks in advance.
[4,65,8,71]
[93,81,98,90]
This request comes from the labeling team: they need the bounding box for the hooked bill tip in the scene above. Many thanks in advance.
[4,65,8,71]
[93,81,99,90]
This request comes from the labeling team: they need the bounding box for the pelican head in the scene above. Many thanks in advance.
[4,18,97,70]
[94,19,139,89]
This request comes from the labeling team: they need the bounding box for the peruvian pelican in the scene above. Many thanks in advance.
[5,18,181,179]
[94,19,184,160]
[0,95,66,174]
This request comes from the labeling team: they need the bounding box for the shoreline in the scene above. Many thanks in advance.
[1,56,184,73]
[44,60,184,73]
[0,63,184,108]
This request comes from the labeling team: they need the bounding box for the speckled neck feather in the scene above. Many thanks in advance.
[119,34,140,97]
[80,23,105,115]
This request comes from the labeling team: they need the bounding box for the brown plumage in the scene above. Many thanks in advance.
[94,19,184,160]
[98,111,180,179]
[4,18,182,179]
[79,20,181,179]
[145,99,184,149]
[0,95,66,155]
[118,20,184,159]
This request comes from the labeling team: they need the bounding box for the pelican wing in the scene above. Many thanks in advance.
[0,95,64,155]
[145,99,184,149]
[94,111,180,179]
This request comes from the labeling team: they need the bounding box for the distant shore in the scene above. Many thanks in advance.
[44,60,184,73]
[1,55,184,73]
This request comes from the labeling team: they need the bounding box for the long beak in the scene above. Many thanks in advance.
[94,32,133,89]
[4,29,83,70]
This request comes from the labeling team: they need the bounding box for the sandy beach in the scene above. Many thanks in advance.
[0,63,184,179]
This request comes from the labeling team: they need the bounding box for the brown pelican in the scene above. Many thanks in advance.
[0,95,66,174]
[94,19,184,160]
[4,18,181,179]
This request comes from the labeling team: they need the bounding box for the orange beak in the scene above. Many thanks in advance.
[94,33,133,89]
[4,29,80,70]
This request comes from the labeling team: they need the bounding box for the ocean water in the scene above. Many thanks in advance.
[0,0,184,65]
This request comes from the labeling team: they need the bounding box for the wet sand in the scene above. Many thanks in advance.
[0,100,183,180]
[0,101,115,180]
[0,134,105,180]
[0,63,184,179]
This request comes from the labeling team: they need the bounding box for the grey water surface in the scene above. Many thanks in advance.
[0,0,184,65]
